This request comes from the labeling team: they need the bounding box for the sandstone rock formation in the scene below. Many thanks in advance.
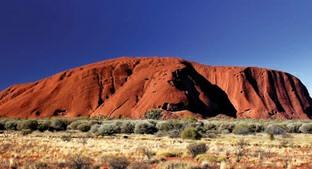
[0,57,311,119]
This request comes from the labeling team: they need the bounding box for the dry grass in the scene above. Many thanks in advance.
[1,131,312,168]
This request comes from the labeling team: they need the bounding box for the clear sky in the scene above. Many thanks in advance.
[0,0,311,94]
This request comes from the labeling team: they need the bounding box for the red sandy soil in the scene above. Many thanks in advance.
[0,57,311,119]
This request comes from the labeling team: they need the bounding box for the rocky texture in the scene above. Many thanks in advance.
[0,57,311,119]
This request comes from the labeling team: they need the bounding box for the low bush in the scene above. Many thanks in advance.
[90,124,101,134]
[286,123,302,133]
[49,119,68,131]
[232,124,255,135]
[156,120,184,132]
[181,127,201,140]
[265,124,286,135]
[195,154,225,164]
[17,120,38,131]
[183,116,198,123]
[203,123,217,131]
[167,129,181,138]
[133,147,155,160]
[120,122,135,134]
[156,150,183,159]
[77,123,91,132]
[107,156,129,169]
[187,143,208,157]
[134,121,158,134]
[157,161,200,169]
[183,120,201,130]
[111,121,123,133]
[217,123,234,133]
[61,134,72,142]
[21,129,33,135]
[37,121,49,132]
[253,123,265,132]
[5,120,18,130]
[68,121,83,130]
[97,124,119,136]
[299,123,312,134]
[144,109,163,120]
[128,162,151,169]
[69,155,92,169]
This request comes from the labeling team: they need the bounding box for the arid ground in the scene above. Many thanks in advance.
[1,129,312,169]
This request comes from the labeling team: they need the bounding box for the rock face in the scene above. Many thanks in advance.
[0,57,311,119]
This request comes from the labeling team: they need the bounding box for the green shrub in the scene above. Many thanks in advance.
[77,123,91,132]
[217,123,234,133]
[286,123,302,133]
[134,122,158,134]
[120,122,135,134]
[68,121,83,130]
[5,120,18,130]
[97,124,119,136]
[253,123,265,132]
[156,120,184,132]
[107,156,129,169]
[232,124,254,135]
[155,129,181,138]
[90,124,101,134]
[49,119,67,131]
[167,129,181,138]
[144,109,162,120]
[203,122,217,131]
[112,121,123,133]
[183,120,201,130]
[181,127,201,140]
[183,116,198,123]
[299,123,312,133]
[17,120,38,131]
[37,121,49,132]
[187,143,208,157]
[265,124,286,135]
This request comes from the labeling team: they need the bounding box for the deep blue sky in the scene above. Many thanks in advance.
[0,1,311,94]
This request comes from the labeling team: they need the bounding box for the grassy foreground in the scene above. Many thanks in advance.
[1,118,312,169]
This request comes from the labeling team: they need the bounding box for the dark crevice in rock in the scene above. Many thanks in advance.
[279,74,294,111]
[35,111,41,116]
[171,61,237,117]
[109,87,115,94]
[244,68,261,97]
[305,106,312,118]
[96,71,104,108]
[59,72,67,81]
[266,72,285,112]
[287,74,305,112]
[53,109,66,116]
[132,60,141,73]
[110,66,116,95]
[126,69,133,76]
